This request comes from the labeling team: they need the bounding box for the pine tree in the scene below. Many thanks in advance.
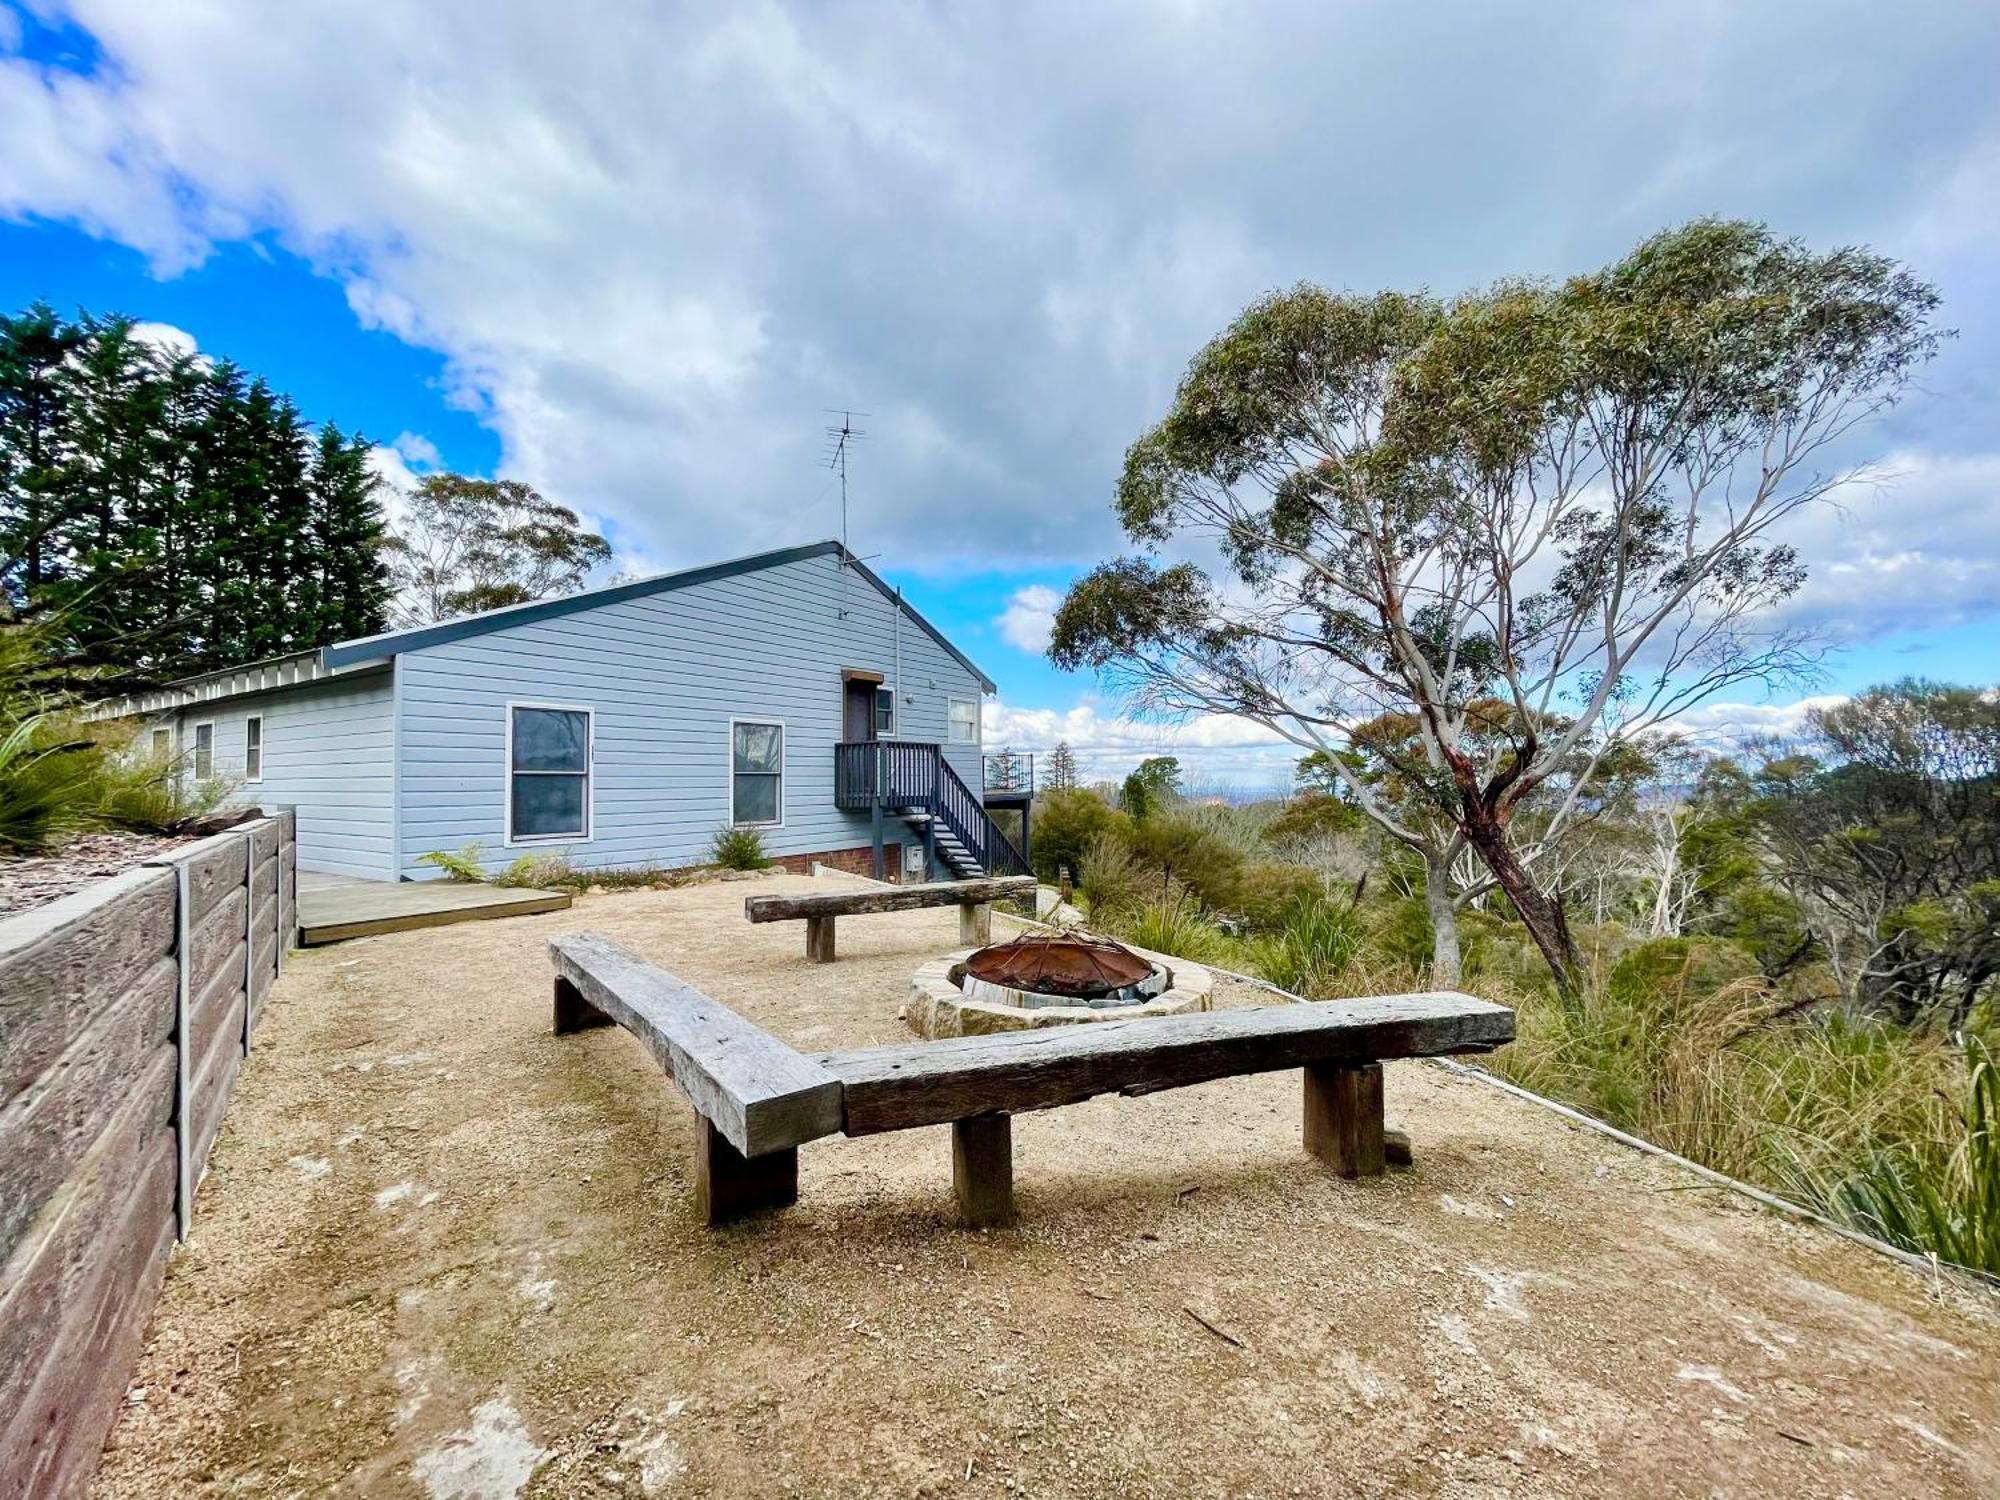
[1046,741,1079,791]
[0,304,84,614]
[0,301,397,682]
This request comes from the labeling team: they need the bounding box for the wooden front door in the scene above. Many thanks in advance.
[843,675,880,741]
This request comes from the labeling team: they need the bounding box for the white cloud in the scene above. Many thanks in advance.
[393,431,443,469]
[2,0,1995,592]
[128,319,197,358]
[996,584,1061,653]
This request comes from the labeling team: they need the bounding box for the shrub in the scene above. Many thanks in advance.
[417,842,489,882]
[0,707,103,854]
[1076,830,1145,916]
[95,747,234,834]
[1031,787,1131,884]
[1251,896,1365,997]
[1784,1036,1999,1275]
[1232,861,1325,932]
[495,852,574,888]
[711,825,772,870]
[1115,892,1234,965]
[1129,811,1243,910]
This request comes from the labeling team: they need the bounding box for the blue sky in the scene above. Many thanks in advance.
[4,1,1997,784]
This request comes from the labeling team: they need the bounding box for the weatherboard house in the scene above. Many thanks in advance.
[125,541,1032,886]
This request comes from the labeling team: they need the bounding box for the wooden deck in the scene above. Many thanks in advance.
[296,871,571,945]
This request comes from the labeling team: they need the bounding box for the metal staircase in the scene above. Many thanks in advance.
[834,741,1029,880]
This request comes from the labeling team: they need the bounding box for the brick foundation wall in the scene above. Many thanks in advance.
[767,842,904,883]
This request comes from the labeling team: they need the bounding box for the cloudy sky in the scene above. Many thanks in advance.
[4,1,1996,787]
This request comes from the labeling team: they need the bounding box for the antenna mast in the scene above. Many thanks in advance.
[822,409,868,618]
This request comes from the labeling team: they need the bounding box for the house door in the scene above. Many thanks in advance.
[842,672,883,741]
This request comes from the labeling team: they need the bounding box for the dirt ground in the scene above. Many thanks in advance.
[93,872,2000,1499]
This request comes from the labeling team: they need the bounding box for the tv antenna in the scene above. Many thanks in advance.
[823,409,869,556]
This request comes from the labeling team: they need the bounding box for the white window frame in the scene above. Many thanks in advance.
[192,721,215,780]
[504,701,594,847]
[947,696,981,746]
[874,684,895,739]
[244,713,264,784]
[149,726,171,760]
[728,716,786,829]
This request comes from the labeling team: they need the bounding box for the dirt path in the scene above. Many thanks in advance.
[94,874,2000,1498]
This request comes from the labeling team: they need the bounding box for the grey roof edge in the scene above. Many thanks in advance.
[322,539,997,693]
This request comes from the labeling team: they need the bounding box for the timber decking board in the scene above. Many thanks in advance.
[297,873,570,945]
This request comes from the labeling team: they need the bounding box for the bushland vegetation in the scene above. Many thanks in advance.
[1044,682,1999,1276]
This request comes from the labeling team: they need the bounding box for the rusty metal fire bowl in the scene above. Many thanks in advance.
[906,931,1214,1040]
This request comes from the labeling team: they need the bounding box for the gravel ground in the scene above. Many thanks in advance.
[0,831,200,916]
[94,873,2000,1498]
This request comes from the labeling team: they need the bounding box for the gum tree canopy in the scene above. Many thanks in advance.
[1050,221,1943,991]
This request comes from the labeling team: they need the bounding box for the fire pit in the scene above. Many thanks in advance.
[906,931,1213,1039]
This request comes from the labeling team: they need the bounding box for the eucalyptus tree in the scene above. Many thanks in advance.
[383,474,612,625]
[1050,220,1942,992]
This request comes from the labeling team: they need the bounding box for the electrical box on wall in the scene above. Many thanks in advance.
[904,843,927,879]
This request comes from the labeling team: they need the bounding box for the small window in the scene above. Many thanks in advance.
[874,686,895,738]
[509,705,591,842]
[731,720,783,826]
[150,727,171,760]
[244,715,264,783]
[192,722,214,779]
[948,697,979,745]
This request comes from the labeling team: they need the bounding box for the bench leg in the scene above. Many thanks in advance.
[1303,1061,1385,1178]
[951,1113,1015,1228]
[959,901,992,946]
[552,976,615,1035]
[693,1117,798,1225]
[805,915,836,963]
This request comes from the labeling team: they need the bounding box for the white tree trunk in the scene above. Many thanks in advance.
[1425,850,1464,989]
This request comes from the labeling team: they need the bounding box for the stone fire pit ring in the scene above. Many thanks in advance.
[905,937,1214,1039]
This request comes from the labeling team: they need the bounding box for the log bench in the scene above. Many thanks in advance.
[743,875,1038,962]
[550,933,1514,1228]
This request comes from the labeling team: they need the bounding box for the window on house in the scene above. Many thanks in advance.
[948,696,980,745]
[509,705,591,842]
[150,727,171,760]
[874,686,895,738]
[192,722,214,779]
[244,715,264,783]
[731,720,783,826]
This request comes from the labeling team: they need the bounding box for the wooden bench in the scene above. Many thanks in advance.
[743,875,1038,962]
[550,933,1514,1227]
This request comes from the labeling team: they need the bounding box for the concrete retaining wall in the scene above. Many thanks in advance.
[0,810,296,1500]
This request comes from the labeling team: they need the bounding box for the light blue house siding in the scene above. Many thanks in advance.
[157,670,396,880]
[391,549,986,879]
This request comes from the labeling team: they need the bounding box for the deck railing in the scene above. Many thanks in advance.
[834,741,1030,877]
[982,751,1034,798]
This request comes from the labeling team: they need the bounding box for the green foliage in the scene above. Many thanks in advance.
[1119,756,1182,821]
[1029,786,1132,884]
[417,842,489,882]
[383,473,611,625]
[1044,741,1079,792]
[710,824,772,870]
[1,303,390,678]
[1232,861,1326,931]
[1113,892,1235,965]
[1076,831,1146,916]
[1127,810,1242,909]
[1050,222,1945,994]
[0,704,100,853]
[495,852,574,888]
[1250,896,1365,998]
[94,749,233,834]
[1785,1037,2000,1275]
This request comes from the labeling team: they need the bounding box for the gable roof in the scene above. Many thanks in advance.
[321,539,995,691]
